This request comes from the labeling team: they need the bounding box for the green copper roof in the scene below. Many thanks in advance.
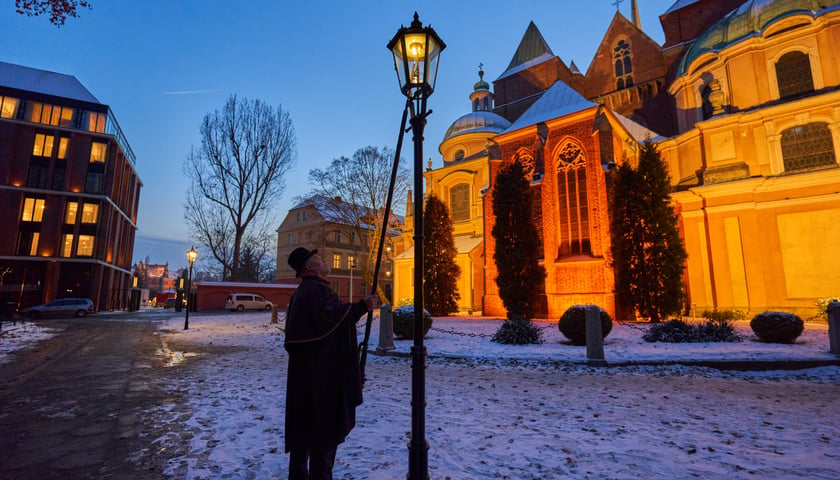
[497,21,556,80]
[678,0,840,76]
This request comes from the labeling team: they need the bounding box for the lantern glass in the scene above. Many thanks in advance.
[388,14,445,98]
[187,246,198,266]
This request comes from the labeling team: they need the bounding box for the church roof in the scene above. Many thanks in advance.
[443,111,512,142]
[0,61,100,104]
[678,0,840,76]
[496,22,556,81]
[612,111,664,143]
[664,0,702,14]
[503,80,596,133]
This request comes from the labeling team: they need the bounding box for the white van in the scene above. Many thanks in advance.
[225,293,273,312]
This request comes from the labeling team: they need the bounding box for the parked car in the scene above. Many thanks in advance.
[21,298,95,319]
[225,293,273,312]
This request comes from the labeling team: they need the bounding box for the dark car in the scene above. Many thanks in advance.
[21,298,96,319]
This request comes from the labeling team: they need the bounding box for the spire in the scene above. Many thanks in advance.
[470,63,493,111]
[504,21,554,72]
[631,0,641,29]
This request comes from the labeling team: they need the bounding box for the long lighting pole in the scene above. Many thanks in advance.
[184,246,197,330]
[387,13,444,479]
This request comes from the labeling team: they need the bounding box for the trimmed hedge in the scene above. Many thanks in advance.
[392,305,433,339]
[643,319,741,343]
[492,316,543,345]
[750,311,803,344]
[557,305,612,346]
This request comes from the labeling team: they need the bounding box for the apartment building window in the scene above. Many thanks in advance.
[85,111,107,133]
[21,197,45,222]
[333,253,341,269]
[0,95,20,118]
[32,133,55,157]
[60,234,74,257]
[52,164,66,190]
[81,203,99,223]
[27,163,49,188]
[90,142,107,163]
[57,137,70,159]
[65,201,79,224]
[288,233,293,246]
[334,231,341,243]
[17,231,40,256]
[25,102,74,127]
[347,256,356,269]
[85,172,103,193]
[77,235,95,256]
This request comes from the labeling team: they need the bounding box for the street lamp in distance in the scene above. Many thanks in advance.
[387,12,445,480]
[184,246,197,330]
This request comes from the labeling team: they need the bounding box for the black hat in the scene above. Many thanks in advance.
[288,247,317,277]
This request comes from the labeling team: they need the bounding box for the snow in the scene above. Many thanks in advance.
[3,313,839,478]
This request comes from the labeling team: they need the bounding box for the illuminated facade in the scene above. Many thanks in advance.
[0,61,141,310]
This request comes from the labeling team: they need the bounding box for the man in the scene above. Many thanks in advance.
[284,247,379,479]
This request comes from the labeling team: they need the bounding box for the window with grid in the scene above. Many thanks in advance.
[775,51,814,99]
[32,133,55,157]
[781,123,836,171]
[614,39,633,90]
[556,142,591,258]
[21,198,45,222]
[25,102,74,127]
[333,253,341,269]
[347,256,356,269]
[450,183,470,222]
[81,203,99,223]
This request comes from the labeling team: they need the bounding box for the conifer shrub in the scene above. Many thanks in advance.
[643,318,741,343]
[392,305,433,339]
[750,311,804,344]
[701,309,745,322]
[492,315,544,345]
[557,305,613,346]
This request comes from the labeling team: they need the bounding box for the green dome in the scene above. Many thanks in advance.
[678,0,840,76]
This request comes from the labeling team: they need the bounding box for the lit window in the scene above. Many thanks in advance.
[61,234,74,257]
[81,203,99,223]
[333,253,341,269]
[57,137,70,159]
[90,142,107,163]
[65,202,79,224]
[77,235,94,256]
[0,96,19,118]
[17,231,40,256]
[450,183,470,222]
[21,198,45,222]
[86,112,106,133]
[29,232,39,256]
[347,256,355,269]
[32,133,55,157]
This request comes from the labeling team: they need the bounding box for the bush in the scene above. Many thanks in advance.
[701,309,745,322]
[643,318,741,343]
[750,311,803,344]
[492,316,543,345]
[392,305,433,339]
[557,305,612,346]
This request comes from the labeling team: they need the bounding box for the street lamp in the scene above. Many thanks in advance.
[184,246,197,330]
[388,12,445,480]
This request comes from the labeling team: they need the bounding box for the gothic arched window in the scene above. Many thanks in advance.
[450,183,470,222]
[775,51,814,99]
[556,142,591,258]
[781,123,836,172]
[614,39,633,90]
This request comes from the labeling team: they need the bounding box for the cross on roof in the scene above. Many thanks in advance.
[612,0,623,12]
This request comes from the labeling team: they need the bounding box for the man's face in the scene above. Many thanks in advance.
[305,254,330,278]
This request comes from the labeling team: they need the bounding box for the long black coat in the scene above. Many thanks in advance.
[284,275,366,452]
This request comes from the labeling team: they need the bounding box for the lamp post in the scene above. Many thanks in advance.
[349,258,356,302]
[388,12,445,479]
[184,246,197,330]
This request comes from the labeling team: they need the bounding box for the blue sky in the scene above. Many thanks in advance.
[1,0,677,270]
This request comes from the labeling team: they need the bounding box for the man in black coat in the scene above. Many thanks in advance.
[284,247,378,480]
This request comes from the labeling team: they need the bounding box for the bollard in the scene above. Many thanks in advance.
[376,304,395,354]
[828,301,840,355]
[270,304,279,325]
[585,305,607,366]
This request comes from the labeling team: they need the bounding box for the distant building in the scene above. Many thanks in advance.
[0,61,141,310]
[276,195,403,304]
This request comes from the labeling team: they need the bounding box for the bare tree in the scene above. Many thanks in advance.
[307,146,409,301]
[15,0,90,26]
[184,95,297,281]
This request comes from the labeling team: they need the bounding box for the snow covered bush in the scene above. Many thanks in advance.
[557,305,612,346]
[700,309,745,322]
[392,305,432,339]
[644,318,741,343]
[750,311,803,344]
[492,315,543,345]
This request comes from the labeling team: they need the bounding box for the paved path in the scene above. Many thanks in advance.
[0,315,184,480]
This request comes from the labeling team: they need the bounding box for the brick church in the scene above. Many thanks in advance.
[393,0,840,320]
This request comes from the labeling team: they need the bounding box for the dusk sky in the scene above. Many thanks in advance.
[1,0,677,270]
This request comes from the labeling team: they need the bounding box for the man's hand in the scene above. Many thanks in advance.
[363,294,380,311]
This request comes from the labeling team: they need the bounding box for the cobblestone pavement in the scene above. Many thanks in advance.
[0,314,191,480]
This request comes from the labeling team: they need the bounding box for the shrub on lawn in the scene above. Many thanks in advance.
[392,305,433,339]
[643,318,741,343]
[492,315,543,345]
[557,305,612,346]
[750,311,803,344]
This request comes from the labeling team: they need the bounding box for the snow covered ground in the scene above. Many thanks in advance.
[3,312,840,479]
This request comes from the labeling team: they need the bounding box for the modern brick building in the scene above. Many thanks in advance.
[0,61,141,311]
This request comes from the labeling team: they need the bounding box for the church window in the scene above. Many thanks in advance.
[614,39,633,90]
[454,149,465,161]
[556,142,591,259]
[781,123,835,172]
[450,183,470,222]
[775,51,814,99]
